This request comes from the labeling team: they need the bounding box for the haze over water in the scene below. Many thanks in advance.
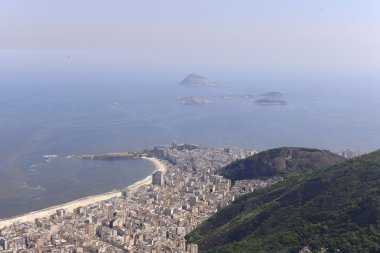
[1,49,380,218]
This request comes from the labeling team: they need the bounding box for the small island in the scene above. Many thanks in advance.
[180,74,216,87]
[254,98,287,105]
[177,96,211,104]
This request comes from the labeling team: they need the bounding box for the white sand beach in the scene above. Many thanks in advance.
[0,157,167,229]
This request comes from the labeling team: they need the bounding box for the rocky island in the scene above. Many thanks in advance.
[177,96,211,104]
[180,73,216,87]
[255,91,287,105]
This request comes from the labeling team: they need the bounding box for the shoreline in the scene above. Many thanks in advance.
[0,157,167,229]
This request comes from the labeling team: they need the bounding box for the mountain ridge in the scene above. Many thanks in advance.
[187,150,380,253]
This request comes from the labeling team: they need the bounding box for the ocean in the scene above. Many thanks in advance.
[1,50,380,218]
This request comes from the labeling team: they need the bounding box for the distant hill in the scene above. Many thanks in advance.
[186,150,380,253]
[220,147,345,181]
[180,74,216,87]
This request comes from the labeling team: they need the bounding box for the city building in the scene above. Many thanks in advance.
[152,171,164,186]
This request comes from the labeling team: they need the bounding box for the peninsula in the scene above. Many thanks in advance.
[1,145,376,252]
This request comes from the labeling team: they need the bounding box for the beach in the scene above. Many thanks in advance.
[0,157,167,229]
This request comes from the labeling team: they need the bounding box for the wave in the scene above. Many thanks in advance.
[21,183,46,192]
[43,154,58,162]
[30,163,44,168]
[43,155,58,158]
[31,185,46,191]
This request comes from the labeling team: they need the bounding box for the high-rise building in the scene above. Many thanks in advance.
[0,238,9,250]
[121,190,130,199]
[187,243,198,253]
[56,208,66,217]
[152,171,164,186]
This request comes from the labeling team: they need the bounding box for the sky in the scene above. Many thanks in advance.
[1,0,380,72]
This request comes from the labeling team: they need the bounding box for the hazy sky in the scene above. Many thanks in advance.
[1,1,380,71]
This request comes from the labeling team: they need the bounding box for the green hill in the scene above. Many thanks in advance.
[186,150,380,253]
[220,147,345,181]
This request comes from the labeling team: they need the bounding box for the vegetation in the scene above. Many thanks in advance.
[176,144,199,151]
[220,147,345,181]
[186,150,380,253]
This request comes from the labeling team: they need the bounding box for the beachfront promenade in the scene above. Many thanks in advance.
[0,157,166,229]
[0,144,279,253]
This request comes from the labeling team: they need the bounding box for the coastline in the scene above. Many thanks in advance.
[0,157,167,229]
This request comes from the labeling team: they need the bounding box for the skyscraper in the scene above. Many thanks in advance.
[152,171,164,186]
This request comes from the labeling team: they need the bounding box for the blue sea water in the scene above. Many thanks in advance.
[1,50,380,218]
